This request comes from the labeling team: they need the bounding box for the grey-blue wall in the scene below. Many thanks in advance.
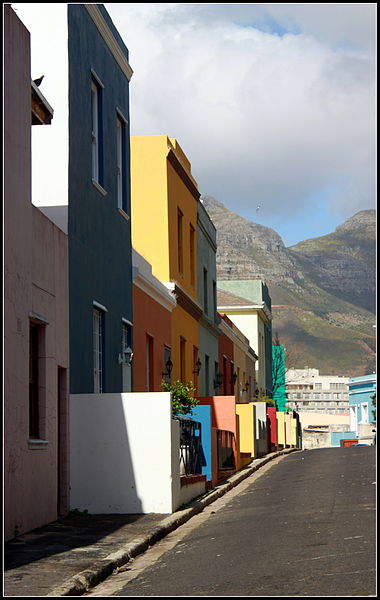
[68,4,133,393]
[197,201,220,396]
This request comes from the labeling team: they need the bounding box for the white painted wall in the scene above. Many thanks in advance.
[251,402,268,455]
[70,393,184,514]
[13,3,69,207]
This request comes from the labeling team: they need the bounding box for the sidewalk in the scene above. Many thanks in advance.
[4,448,298,597]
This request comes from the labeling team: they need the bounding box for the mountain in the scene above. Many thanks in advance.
[202,196,376,377]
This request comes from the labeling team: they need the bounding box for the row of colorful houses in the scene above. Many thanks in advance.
[4,3,285,542]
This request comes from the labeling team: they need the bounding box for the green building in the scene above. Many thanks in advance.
[272,344,287,411]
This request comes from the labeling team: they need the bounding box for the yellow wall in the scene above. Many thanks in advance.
[285,413,292,446]
[290,418,298,446]
[131,135,200,386]
[171,304,199,388]
[236,403,256,457]
[276,411,286,446]
[130,135,171,282]
[167,151,198,301]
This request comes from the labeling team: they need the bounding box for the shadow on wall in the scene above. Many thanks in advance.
[69,392,175,515]
[70,393,143,514]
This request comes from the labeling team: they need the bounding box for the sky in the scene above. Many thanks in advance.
[12,3,376,247]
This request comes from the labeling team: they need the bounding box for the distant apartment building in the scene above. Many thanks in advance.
[286,368,349,415]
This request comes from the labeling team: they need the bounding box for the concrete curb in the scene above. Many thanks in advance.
[47,447,299,596]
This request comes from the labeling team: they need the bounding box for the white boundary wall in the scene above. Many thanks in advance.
[70,393,181,514]
[251,402,268,455]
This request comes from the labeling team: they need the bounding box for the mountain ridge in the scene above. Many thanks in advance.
[202,195,376,376]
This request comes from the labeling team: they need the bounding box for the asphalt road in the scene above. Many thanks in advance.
[86,446,376,597]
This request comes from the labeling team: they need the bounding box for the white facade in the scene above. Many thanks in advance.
[286,368,349,415]
[70,392,204,514]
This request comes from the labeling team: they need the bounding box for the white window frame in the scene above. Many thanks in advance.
[91,71,104,187]
[116,110,128,212]
[121,319,133,392]
[93,306,104,393]
[361,402,369,424]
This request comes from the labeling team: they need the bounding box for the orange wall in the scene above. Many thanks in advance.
[198,396,237,435]
[132,284,172,392]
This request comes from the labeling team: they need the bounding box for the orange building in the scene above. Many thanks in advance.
[132,250,176,391]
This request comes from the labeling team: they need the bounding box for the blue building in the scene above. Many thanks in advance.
[68,4,134,393]
[19,4,134,394]
[348,374,376,436]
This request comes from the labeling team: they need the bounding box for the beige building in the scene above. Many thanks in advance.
[286,368,349,415]
[4,5,69,541]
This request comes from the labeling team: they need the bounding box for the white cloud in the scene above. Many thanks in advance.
[105,2,375,231]
[13,2,375,243]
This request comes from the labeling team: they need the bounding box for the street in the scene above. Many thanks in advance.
[85,446,376,597]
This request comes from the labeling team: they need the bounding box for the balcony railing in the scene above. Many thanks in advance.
[217,429,236,471]
[176,416,203,476]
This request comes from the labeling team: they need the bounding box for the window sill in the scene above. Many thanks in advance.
[28,439,49,450]
[118,208,130,221]
[92,179,107,196]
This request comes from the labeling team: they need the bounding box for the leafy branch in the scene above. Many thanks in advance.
[161,380,198,417]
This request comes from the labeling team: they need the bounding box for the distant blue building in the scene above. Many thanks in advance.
[348,374,376,434]
[68,4,134,393]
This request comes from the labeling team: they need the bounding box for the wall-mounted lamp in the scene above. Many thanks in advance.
[193,358,202,375]
[243,381,249,392]
[214,372,223,389]
[118,347,133,365]
[162,357,173,379]
[230,372,238,386]
[254,388,259,398]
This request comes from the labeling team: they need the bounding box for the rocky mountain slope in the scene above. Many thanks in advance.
[202,196,376,376]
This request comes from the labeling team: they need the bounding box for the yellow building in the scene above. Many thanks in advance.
[131,135,202,385]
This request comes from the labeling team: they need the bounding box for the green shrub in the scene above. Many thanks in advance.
[161,380,198,416]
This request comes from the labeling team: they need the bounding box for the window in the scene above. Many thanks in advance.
[190,224,195,286]
[212,280,217,319]
[163,346,172,384]
[193,346,200,386]
[214,361,220,393]
[146,335,154,391]
[230,361,235,395]
[205,355,210,396]
[93,307,104,393]
[223,355,228,395]
[314,383,322,389]
[180,337,186,382]
[203,268,208,315]
[121,320,132,392]
[361,403,369,424]
[91,76,103,186]
[29,321,45,438]
[177,209,184,275]
[116,113,128,212]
